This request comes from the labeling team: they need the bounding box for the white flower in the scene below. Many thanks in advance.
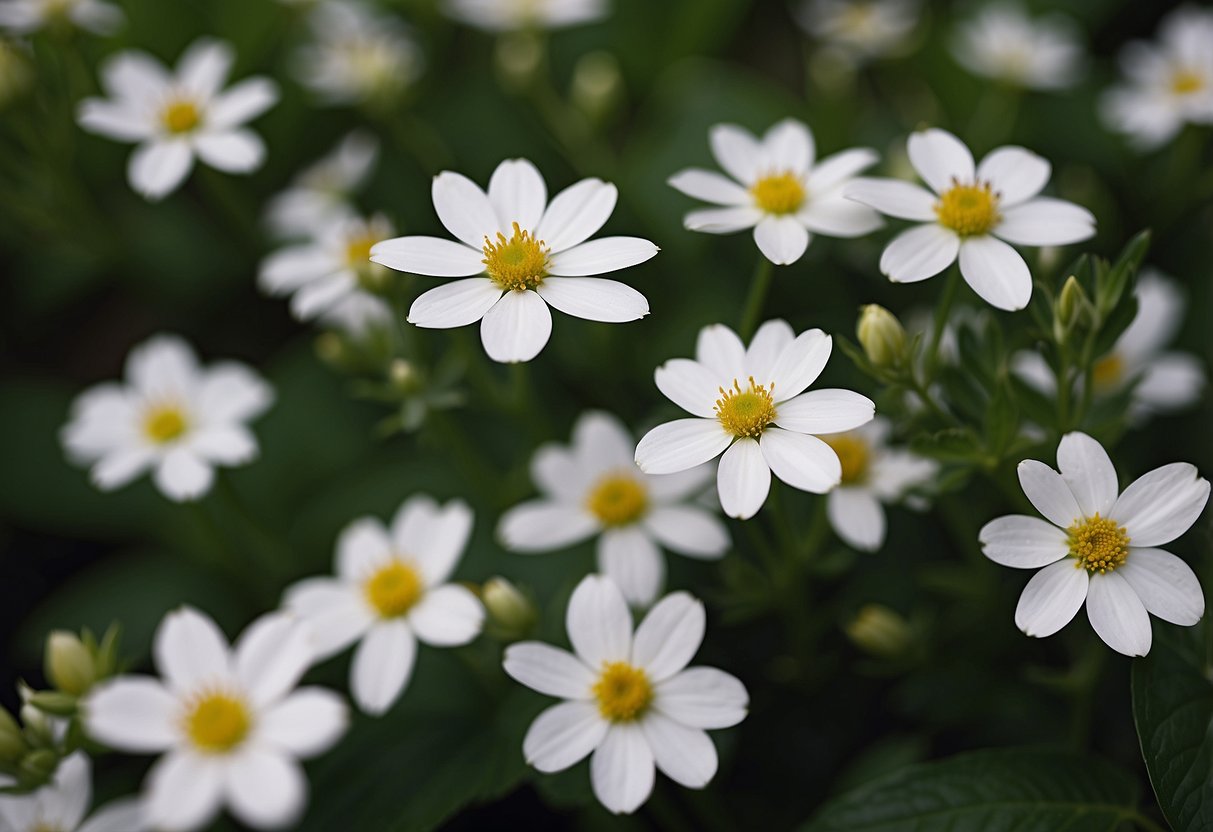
[635,320,875,520]
[1012,270,1205,420]
[292,0,422,106]
[264,130,378,239]
[794,0,919,62]
[820,417,937,551]
[283,496,485,715]
[371,158,656,363]
[0,752,147,832]
[319,292,393,336]
[1101,6,1213,150]
[499,411,728,607]
[61,335,273,503]
[669,118,882,266]
[84,608,348,831]
[0,0,122,35]
[442,0,608,32]
[503,575,748,815]
[845,128,1095,311]
[979,432,1209,656]
[951,2,1084,90]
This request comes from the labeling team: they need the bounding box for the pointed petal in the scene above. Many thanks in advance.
[631,591,704,681]
[1018,459,1082,527]
[1120,547,1205,626]
[371,237,487,277]
[760,428,841,494]
[536,276,648,322]
[709,123,763,185]
[880,224,959,283]
[774,389,874,434]
[979,515,1070,568]
[548,237,659,276]
[907,128,974,193]
[995,198,1096,247]
[432,171,500,248]
[1087,572,1152,656]
[567,574,633,667]
[1057,432,1119,519]
[1014,560,1089,638]
[684,206,763,233]
[488,158,546,231]
[1110,463,1210,547]
[523,702,608,772]
[717,437,770,519]
[635,419,731,475]
[769,328,832,400]
[503,642,596,699]
[668,168,750,205]
[408,278,503,328]
[807,147,879,193]
[536,178,618,252]
[208,77,278,129]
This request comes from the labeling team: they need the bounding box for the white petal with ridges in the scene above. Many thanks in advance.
[591,724,655,815]
[1018,459,1082,527]
[995,198,1096,246]
[408,278,503,328]
[880,224,959,283]
[523,702,608,773]
[635,420,732,475]
[753,216,809,265]
[668,168,750,205]
[979,515,1069,568]
[536,277,648,322]
[907,128,974,193]
[1057,432,1119,518]
[598,527,665,607]
[655,359,722,419]
[1111,463,1210,547]
[774,389,874,434]
[372,237,486,277]
[631,592,704,681]
[488,158,546,231]
[1086,571,1152,656]
[432,171,500,247]
[1119,548,1204,626]
[537,179,618,253]
[769,328,831,400]
[548,237,658,276]
[760,429,842,494]
[567,574,633,667]
[844,178,937,221]
[958,235,1033,311]
[480,290,552,363]
[717,437,770,519]
[975,146,1050,206]
[1015,560,1089,637]
[504,642,596,699]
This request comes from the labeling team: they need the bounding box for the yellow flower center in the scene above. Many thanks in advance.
[184,692,251,753]
[592,661,652,722]
[586,474,648,526]
[31,824,62,832]
[1067,513,1130,574]
[1171,69,1205,95]
[345,232,378,267]
[750,172,806,215]
[935,181,1000,237]
[715,376,777,438]
[161,99,200,134]
[144,405,188,444]
[1091,352,1124,391]
[482,222,549,291]
[364,560,423,618]
[823,434,870,485]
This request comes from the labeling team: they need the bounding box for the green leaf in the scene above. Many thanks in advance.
[801,748,1144,832]
[1098,229,1151,316]
[911,429,983,463]
[1132,621,1213,832]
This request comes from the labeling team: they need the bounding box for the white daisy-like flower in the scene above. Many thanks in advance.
[951,2,1084,91]
[979,432,1209,656]
[283,496,485,715]
[264,130,378,239]
[1012,270,1205,420]
[370,158,656,363]
[668,118,883,266]
[61,334,274,503]
[1101,6,1213,150]
[820,417,937,552]
[259,212,394,322]
[503,575,748,815]
[76,39,278,201]
[292,0,422,107]
[794,0,919,63]
[635,320,875,520]
[0,752,147,832]
[319,292,393,336]
[441,0,608,32]
[845,128,1096,311]
[84,608,348,831]
[0,0,122,35]
[498,411,728,607]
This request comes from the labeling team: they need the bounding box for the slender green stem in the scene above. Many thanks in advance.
[738,256,775,341]
[924,266,961,378]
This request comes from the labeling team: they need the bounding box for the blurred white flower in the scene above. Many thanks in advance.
[794,0,919,63]
[0,752,147,832]
[85,608,347,831]
[0,0,123,36]
[265,131,379,239]
[503,575,747,814]
[499,411,728,607]
[846,128,1095,311]
[442,0,608,32]
[283,496,484,715]
[821,417,937,552]
[1101,6,1213,150]
[668,118,883,266]
[319,292,393,336]
[371,158,656,363]
[980,432,1208,656]
[61,334,273,503]
[76,38,278,201]
[951,2,1084,90]
[635,320,874,520]
[292,0,422,106]
[1012,270,1205,420]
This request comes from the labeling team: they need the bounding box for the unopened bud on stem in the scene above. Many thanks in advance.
[857,304,907,369]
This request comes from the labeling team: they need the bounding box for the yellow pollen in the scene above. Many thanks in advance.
[144,405,188,444]
[1067,513,1130,574]
[1171,69,1205,95]
[586,474,648,526]
[592,662,652,722]
[345,232,377,267]
[364,560,423,618]
[823,434,870,485]
[161,99,200,134]
[482,222,549,291]
[184,692,251,753]
[715,376,777,438]
[935,180,1000,237]
[750,172,806,215]
[1091,352,1125,391]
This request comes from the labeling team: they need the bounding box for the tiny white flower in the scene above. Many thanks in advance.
[635,320,875,520]
[0,0,122,35]
[821,417,937,552]
[283,496,485,715]
[951,2,1084,90]
[1012,270,1205,421]
[84,608,348,831]
[1101,5,1213,150]
[0,752,147,832]
[845,128,1096,311]
[499,411,728,607]
[319,292,393,336]
[371,158,656,363]
[794,0,919,62]
[264,130,379,239]
[442,0,608,32]
[979,432,1209,656]
[61,334,274,503]
[504,575,748,815]
[669,118,883,266]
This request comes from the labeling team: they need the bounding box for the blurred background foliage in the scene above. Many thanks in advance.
[1,0,1210,829]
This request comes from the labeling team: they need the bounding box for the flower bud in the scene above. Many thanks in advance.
[1054,275,1092,343]
[494,32,543,91]
[45,631,96,697]
[571,51,622,124]
[388,359,420,393]
[18,748,57,786]
[0,707,26,763]
[857,304,907,369]
[481,577,537,642]
[845,604,914,658]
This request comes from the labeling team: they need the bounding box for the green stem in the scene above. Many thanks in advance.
[738,256,775,341]
[924,266,960,379]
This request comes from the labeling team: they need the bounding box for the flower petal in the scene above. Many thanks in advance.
[635,419,732,476]
[548,237,659,277]
[371,237,487,277]
[844,178,937,221]
[907,128,974,193]
[1014,559,1089,638]
[744,319,794,384]
[100,51,170,102]
[774,389,875,434]
[154,606,231,694]
[797,194,883,238]
[77,99,153,142]
[129,139,194,201]
[336,517,393,581]
[975,146,1050,206]
[536,277,648,322]
[145,752,224,832]
[408,278,503,328]
[393,496,473,586]
[979,515,1070,568]
[709,123,763,185]
[590,724,655,815]
[995,198,1096,247]
[523,702,608,773]
[84,676,178,752]
[574,410,638,471]
[1110,463,1210,547]
[655,667,748,728]
[684,206,764,233]
[696,323,746,380]
[351,620,416,716]
[1086,572,1152,656]
[769,328,832,400]
[763,118,815,172]
[154,449,214,502]
[717,437,770,519]
[760,428,841,494]
[958,235,1032,311]
[826,488,885,551]
[654,359,722,419]
[91,448,156,492]
[668,168,751,205]
[432,171,500,248]
[409,584,484,646]
[753,216,809,265]
[536,178,618,252]
[480,290,552,363]
[1120,547,1205,626]
[807,147,879,193]
[880,224,959,283]
[631,591,704,681]
[189,424,258,466]
[208,77,278,129]
[282,578,371,659]
[1057,432,1119,519]
[224,750,307,831]
[567,574,633,667]
[488,158,546,231]
[598,527,665,608]
[234,613,314,707]
[643,506,729,559]
[257,688,348,758]
[503,642,596,699]
[1018,459,1082,527]
[177,38,233,99]
[641,714,717,789]
[194,129,265,173]
[498,501,599,551]
[197,362,272,423]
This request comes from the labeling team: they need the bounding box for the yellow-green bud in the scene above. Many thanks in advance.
[845,604,913,658]
[45,631,96,697]
[1054,275,1092,343]
[571,51,622,124]
[857,304,907,369]
[0,707,26,762]
[481,577,537,641]
[494,32,543,91]
[388,359,419,392]
[18,748,57,785]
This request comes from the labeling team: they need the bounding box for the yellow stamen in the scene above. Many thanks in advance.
[935,180,1000,237]
[750,172,806,215]
[1067,513,1130,574]
[586,474,648,526]
[1091,352,1124,391]
[345,232,378,267]
[184,692,250,753]
[823,434,870,485]
[364,561,423,618]
[715,376,777,438]
[592,661,652,722]
[161,99,200,134]
[1171,69,1205,95]
[144,405,188,444]
[482,222,549,291]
